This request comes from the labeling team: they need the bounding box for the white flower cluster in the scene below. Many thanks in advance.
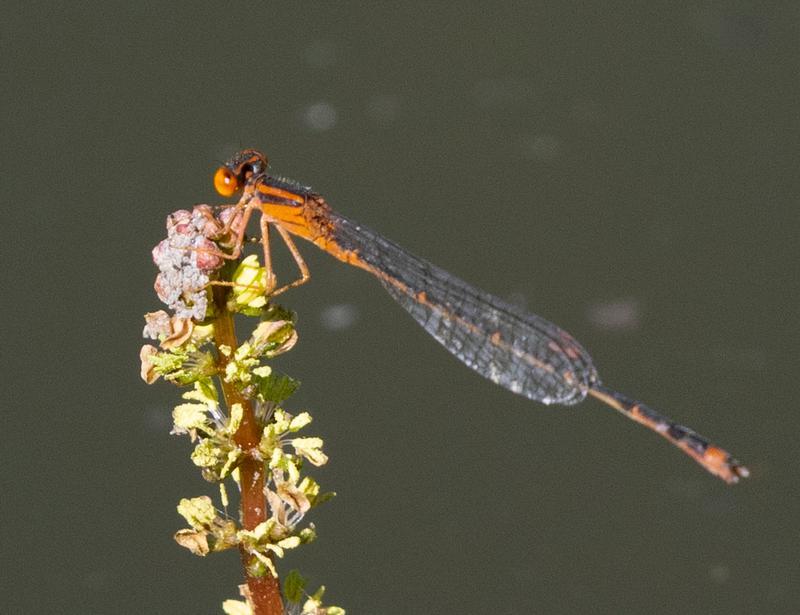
[151,206,225,320]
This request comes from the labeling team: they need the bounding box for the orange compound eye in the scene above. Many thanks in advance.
[213,166,240,197]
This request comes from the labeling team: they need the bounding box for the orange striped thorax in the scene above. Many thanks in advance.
[213,149,371,271]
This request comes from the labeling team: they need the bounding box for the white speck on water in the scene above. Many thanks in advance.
[320,303,359,331]
[586,298,641,331]
[708,563,731,584]
[302,102,338,132]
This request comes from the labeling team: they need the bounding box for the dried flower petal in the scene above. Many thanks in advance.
[160,315,194,349]
[249,320,298,357]
[174,529,210,556]
[140,345,160,384]
[266,488,288,527]
[276,480,311,514]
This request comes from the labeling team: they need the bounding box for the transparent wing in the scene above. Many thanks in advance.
[332,214,599,405]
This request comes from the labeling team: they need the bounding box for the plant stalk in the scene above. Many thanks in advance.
[212,286,283,615]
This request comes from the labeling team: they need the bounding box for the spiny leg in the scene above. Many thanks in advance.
[259,214,277,294]
[202,216,309,299]
[268,223,311,297]
[197,213,277,297]
[215,200,256,261]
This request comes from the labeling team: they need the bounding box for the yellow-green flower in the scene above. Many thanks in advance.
[291,437,328,467]
[231,255,268,309]
[177,496,217,530]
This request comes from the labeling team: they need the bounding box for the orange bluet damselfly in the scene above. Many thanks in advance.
[208,149,748,484]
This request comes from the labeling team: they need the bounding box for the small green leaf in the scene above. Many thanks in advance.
[284,569,308,603]
[235,304,267,318]
[262,303,296,324]
[254,372,300,404]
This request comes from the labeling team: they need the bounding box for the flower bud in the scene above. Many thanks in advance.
[231,255,268,309]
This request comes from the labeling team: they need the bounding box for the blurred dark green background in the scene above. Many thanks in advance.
[2,2,797,613]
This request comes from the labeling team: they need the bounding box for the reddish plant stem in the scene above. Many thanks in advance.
[212,287,283,615]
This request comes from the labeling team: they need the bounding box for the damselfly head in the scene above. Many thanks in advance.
[213,149,269,197]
